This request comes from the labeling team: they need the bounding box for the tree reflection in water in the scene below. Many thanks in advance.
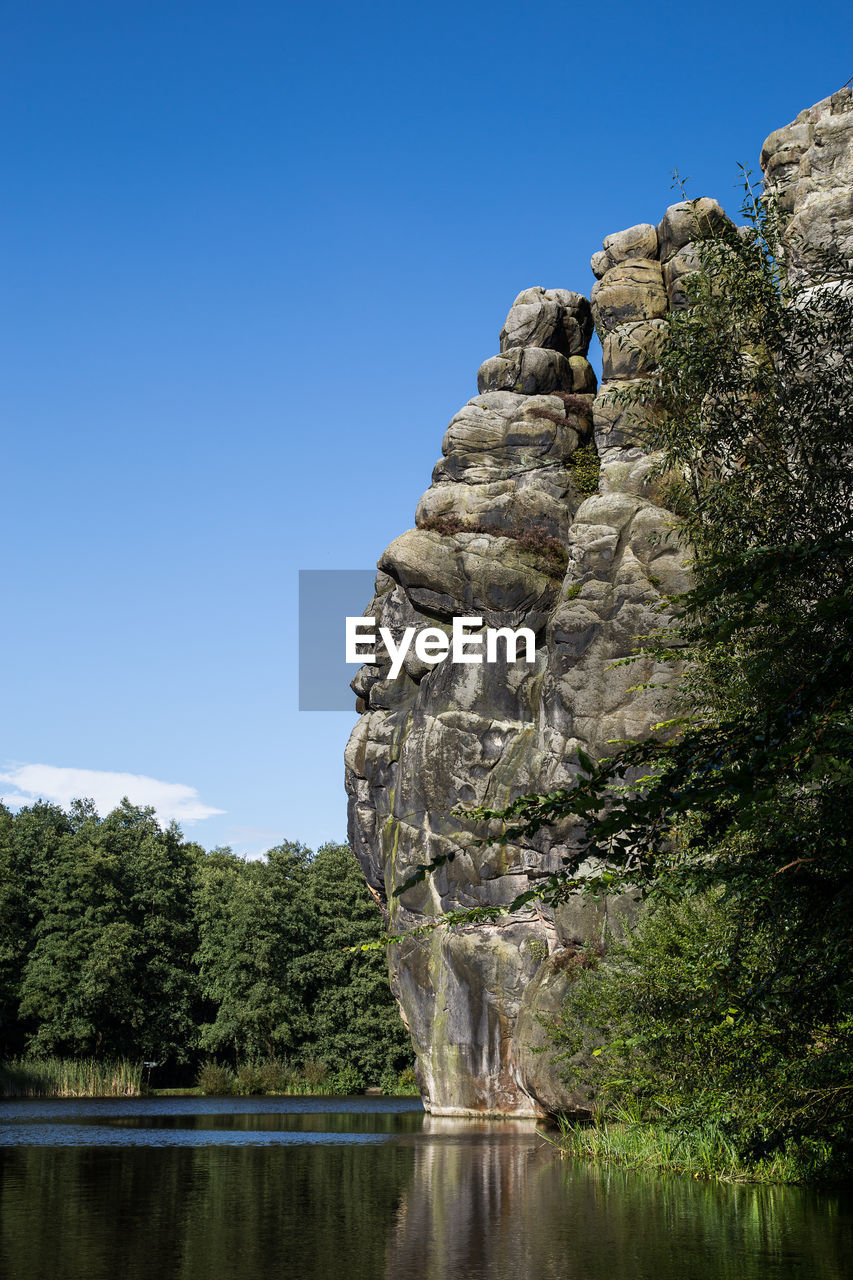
[0,1103,849,1280]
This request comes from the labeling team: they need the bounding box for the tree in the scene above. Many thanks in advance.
[18,799,201,1062]
[0,800,74,1055]
[2,797,412,1086]
[194,842,312,1059]
[194,841,413,1085]
[296,843,413,1086]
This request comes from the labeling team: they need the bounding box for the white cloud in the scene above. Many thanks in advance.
[0,763,224,826]
[221,825,287,860]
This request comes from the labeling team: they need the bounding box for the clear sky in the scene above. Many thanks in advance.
[1,0,848,855]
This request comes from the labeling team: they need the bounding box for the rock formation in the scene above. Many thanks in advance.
[345,89,852,1117]
[761,85,853,282]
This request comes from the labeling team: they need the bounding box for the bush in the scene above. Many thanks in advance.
[550,891,853,1182]
[196,1061,235,1095]
[512,525,568,573]
[257,1058,297,1093]
[234,1062,268,1095]
[380,1065,419,1096]
[525,391,595,424]
[300,1057,328,1088]
[549,391,596,418]
[417,514,568,575]
[328,1064,364,1095]
[418,513,470,536]
[568,443,600,496]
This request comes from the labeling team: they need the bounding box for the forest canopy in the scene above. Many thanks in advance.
[0,798,412,1091]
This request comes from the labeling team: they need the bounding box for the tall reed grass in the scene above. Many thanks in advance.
[0,1056,142,1097]
[552,1104,801,1184]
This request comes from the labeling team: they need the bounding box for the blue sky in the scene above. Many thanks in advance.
[1,0,848,855]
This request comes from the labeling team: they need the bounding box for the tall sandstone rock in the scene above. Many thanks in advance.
[761,85,853,281]
[345,90,852,1116]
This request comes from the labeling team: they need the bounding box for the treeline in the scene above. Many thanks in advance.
[0,799,413,1090]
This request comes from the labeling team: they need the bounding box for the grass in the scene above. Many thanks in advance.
[150,1087,202,1096]
[551,1106,805,1184]
[0,1056,142,1098]
[0,1055,419,1099]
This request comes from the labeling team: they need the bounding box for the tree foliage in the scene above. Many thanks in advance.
[194,840,412,1085]
[10,800,202,1061]
[294,842,414,1087]
[195,842,312,1059]
[0,802,412,1084]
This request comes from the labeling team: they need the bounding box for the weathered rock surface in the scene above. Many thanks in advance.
[417,390,593,540]
[346,270,688,1117]
[761,86,853,281]
[499,286,593,356]
[591,259,668,328]
[657,197,730,263]
[591,223,658,278]
[345,91,852,1117]
[477,347,597,396]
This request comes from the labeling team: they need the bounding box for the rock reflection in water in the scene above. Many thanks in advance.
[386,1118,550,1278]
[385,1117,852,1280]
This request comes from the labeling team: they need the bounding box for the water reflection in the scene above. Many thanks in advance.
[391,1117,853,1280]
[0,1095,425,1145]
[0,1100,849,1279]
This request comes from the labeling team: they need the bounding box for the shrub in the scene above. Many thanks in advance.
[380,1064,419,1096]
[549,390,596,417]
[235,1062,268,1095]
[300,1057,328,1088]
[568,443,600,496]
[513,525,568,572]
[396,1066,418,1094]
[258,1058,297,1093]
[550,891,853,1182]
[417,514,568,575]
[196,1061,235,1096]
[328,1064,364,1095]
[525,391,595,429]
[419,513,470,536]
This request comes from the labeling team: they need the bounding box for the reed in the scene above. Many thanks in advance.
[552,1105,801,1184]
[0,1056,143,1097]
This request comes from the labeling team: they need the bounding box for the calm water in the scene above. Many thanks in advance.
[0,1097,850,1280]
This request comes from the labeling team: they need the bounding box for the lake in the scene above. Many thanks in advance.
[0,1097,850,1279]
